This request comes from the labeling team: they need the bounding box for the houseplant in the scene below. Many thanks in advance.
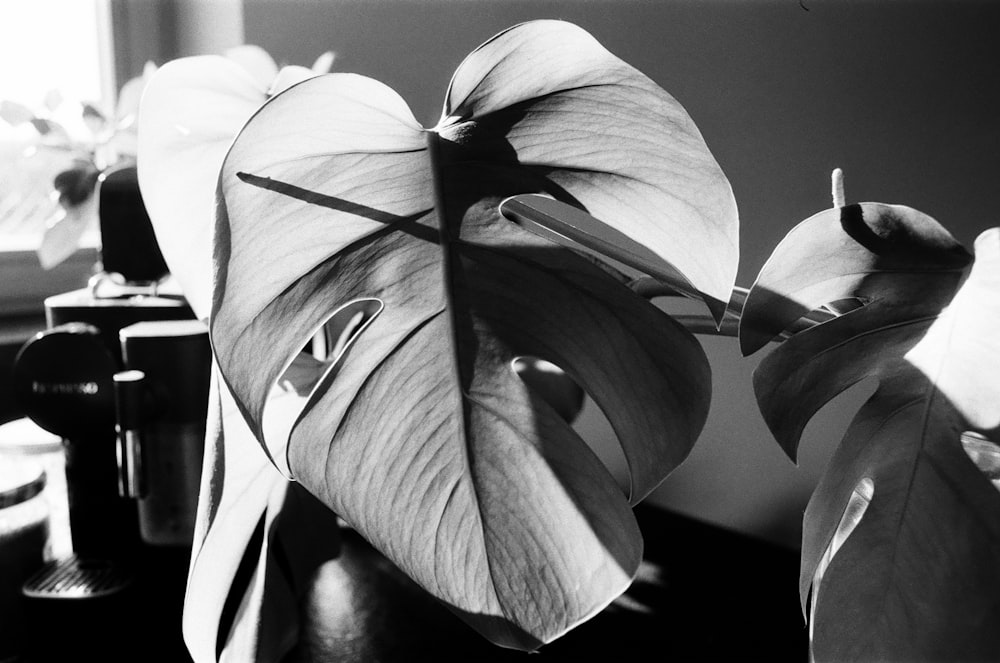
[138,19,1000,662]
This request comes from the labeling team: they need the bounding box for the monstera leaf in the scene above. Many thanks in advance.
[137,45,334,319]
[213,20,737,649]
[135,46,343,662]
[742,202,1000,661]
[182,356,342,663]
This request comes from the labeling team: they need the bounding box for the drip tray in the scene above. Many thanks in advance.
[21,555,138,662]
[23,555,134,600]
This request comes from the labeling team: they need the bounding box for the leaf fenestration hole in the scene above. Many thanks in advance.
[819,297,868,317]
[511,357,585,425]
[271,299,385,479]
[512,357,630,494]
[781,297,870,340]
[961,432,1000,493]
[330,309,369,360]
[809,477,874,648]
[305,299,382,363]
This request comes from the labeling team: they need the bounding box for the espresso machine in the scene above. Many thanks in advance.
[10,164,209,661]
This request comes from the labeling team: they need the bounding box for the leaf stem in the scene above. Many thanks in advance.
[500,195,704,301]
[499,195,841,342]
[629,276,746,337]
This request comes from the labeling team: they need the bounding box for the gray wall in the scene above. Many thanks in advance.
[244,0,1000,548]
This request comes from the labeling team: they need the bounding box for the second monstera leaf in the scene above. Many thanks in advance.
[137,45,334,319]
[742,200,1000,661]
[213,20,737,648]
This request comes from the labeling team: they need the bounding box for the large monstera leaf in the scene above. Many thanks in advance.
[741,202,1000,661]
[213,20,737,649]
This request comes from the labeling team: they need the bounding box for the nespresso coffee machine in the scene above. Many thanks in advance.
[10,164,209,661]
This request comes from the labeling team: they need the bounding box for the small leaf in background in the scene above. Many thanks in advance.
[28,117,58,137]
[105,128,137,162]
[264,50,337,100]
[223,44,280,92]
[311,50,336,74]
[37,188,97,269]
[744,199,1000,660]
[211,19,736,649]
[38,160,101,268]
[0,99,34,125]
[81,102,106,136]
[52,159,100,206]
[43,88,63,113]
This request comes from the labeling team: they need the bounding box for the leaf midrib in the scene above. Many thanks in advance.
[426,129,511,626]
[802,314,939,364]
[821,313,962,656]
[869,311,957,654]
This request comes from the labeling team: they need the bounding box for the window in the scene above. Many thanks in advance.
[1,0,245,321]
[1,0,113,317]
[0,1,113,106]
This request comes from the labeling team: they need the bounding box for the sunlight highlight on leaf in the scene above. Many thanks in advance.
[808,477,873,655]
[907,228,1000,435]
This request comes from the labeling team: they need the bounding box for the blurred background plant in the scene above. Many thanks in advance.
[0,41,332,275]
[0,62,154,268]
